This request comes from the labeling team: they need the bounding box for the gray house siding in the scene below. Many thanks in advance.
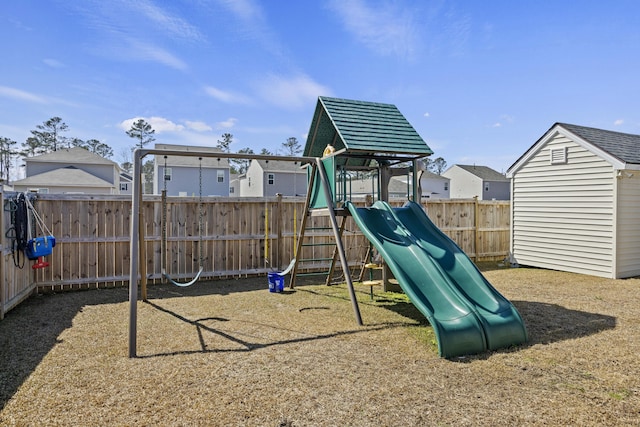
[158,165,229,196]
[152,144,230,196]
[240,160,306,197]
[262,171,307,197]
[483,180,510,201]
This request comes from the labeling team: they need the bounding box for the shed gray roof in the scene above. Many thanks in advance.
[453,165,508,181]
[303,97,432,167]
[559,123,640,164]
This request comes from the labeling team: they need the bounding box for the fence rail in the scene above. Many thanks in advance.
[1,193,510,317]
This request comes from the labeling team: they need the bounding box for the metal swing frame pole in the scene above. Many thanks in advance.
[129,149,142,358]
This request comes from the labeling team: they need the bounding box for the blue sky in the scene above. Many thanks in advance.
[1,1,639,175]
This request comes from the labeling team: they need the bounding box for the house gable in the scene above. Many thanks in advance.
[507,123,640,178]
[23,147,120,193]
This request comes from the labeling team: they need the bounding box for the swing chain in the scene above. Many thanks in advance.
[198,157,204,267]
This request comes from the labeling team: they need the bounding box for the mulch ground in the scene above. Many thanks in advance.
[1,265,639,426]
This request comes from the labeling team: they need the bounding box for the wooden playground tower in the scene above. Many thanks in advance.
[127,96,433,357]
[289,97,434,324]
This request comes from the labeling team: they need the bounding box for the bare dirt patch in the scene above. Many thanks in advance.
[1,266,639,426]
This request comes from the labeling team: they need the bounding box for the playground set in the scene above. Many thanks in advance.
[127,96,527,358]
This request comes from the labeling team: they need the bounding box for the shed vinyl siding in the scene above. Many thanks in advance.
[616,172,640,277]
[512,133,615,277]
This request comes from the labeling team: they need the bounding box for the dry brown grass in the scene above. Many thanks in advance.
[1,265,639,426]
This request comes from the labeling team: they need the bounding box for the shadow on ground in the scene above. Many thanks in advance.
[380,294,616,359]
[0,277,618,409]
[0,287,128,411]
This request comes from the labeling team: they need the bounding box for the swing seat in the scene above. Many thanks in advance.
[25,236,56,260]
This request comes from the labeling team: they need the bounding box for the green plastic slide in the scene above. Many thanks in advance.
[346,200,527,358]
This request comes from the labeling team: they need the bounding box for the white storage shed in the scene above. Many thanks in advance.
[506,122,640,279]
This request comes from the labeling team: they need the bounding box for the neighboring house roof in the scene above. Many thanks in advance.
[12,167,113,188]
[255,159,306,173]
[154,144,230,168]
[557,123,640,164]
[508,122,640,176]
[26,147,117,166]
[303,97,433,167]
[420,170,449,180]
[450,165,508,181]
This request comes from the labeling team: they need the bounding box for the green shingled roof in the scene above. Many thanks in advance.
[303,97,432,165]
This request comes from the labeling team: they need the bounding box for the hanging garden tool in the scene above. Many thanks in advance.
[22,193,56,269]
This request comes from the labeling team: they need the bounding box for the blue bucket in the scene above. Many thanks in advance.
[268,272,284,293]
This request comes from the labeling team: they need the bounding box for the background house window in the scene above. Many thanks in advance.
[230,187,234,194]
[217,170,224,183]
[484,182,490,192]
[164,167,172,181]
[120,183,129,191]
[444,182,449,191]
[267,173,275,185]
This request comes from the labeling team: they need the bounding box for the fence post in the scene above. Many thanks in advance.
[275,193,283,270]
[473,196,479,262]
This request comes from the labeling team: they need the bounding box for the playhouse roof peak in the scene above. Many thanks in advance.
[303,96,432,166]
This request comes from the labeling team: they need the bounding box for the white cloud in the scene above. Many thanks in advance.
[327,0,419,59]
[119,116,185,133]
[424,112,430,118]
[255,74,332,109]
[0,86,48,104]
[219,0,263,22]
[492,122,502,128]
[614,119,624,126]
[127,39,188,70]
[131,0,204,41]
[204,86,252,104]
[185,120,213,132]
[216,118,238,129]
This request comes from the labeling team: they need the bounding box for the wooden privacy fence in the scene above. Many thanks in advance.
[1,194,510,316]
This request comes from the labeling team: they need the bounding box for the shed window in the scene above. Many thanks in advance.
[267,173,275,185]
[217,170,225,183]
[550,147,567,164]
